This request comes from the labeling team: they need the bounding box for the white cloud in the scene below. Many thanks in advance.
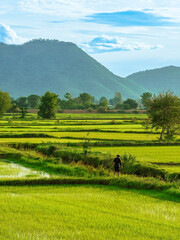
[19,0,180,21]
[0,24,27,44]
[81,35,163,53]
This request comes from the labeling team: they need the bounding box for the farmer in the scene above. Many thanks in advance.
[112,154,122,177]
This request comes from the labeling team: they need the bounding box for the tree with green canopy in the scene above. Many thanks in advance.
[0,91,11,117]
[99,99,109,108]
[141,92,152,109]
[123,99,138,109]
[38,91,59,119]
[79,93,92,106]
[99,96,108,103]
[27,95,41,109]
[147,91,180,140]
[16,97,28,108]
[109,92,123,106]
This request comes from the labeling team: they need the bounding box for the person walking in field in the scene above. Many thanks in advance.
[113,154,122,177]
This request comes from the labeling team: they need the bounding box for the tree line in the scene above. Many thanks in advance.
[8,91,140,111]
[0,90,179,141]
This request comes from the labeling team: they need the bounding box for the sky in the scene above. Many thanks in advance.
[0,0,180,76]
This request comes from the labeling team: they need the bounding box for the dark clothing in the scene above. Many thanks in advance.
[113,157,121,172]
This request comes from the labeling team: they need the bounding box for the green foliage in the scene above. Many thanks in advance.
[38,91,59,119]
[79,93,92,106]
[64,92,72,100]
[0,90,11,117]
[97,106,107,113]
[141,92,152,109]
[99,99,108,107]
[8,103,19,116]
[124,98,138,109]
[27,94,41,109]
[99,96,108,103]
[109,92,123,106]
[87,107,93,112]
[16,97,28,108]
[20,107,28,119]
[60,92,96,110]
[147,92,180,140]
[121,153,136,169]
[82,134,91,157]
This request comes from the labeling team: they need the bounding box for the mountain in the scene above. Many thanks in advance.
[0,39,179,99]
[125,66,180,96]
[0,39,136,99]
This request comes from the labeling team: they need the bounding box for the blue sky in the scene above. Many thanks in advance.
[0,0,180,76]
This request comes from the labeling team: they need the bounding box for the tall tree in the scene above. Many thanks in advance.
[79,93,92,106]
[123,99,138,109]
[38,92,59,119]
[27,95,41,109]
[141,92,152,109]
[109,92,123,106]
[99,99,109,108]
[147,92,180,140]
[99,96,108,103]
[16,97,28,108]
[64,93,72,101]
[0,91,11,117]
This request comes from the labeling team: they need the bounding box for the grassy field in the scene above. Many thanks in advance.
[0,113,180,173]
[0,185,179,240]
[0,113,179,239]
[92,146,180,164]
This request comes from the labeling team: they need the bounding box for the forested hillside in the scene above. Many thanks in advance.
[0,39,179,98]
[125,66,180,96]
[0,39,134,98]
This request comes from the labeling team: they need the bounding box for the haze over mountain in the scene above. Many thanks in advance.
[0,39,179,99]
[125,66,180,96]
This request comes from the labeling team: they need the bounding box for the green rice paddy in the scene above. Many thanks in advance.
[0,113,179,240]
[0,185,179,240]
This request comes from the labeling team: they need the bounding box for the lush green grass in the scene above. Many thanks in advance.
[0,138,81,144]
[56,113,148,119]
[92,146,180,164]
[50,131,170,141]
[0,110,179,240]
[0,185,179,240]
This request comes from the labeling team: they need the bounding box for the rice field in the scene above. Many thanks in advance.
[0,113,180,173]
[0,113,179,240]
[0,185,179,240]
[92,146,180,164]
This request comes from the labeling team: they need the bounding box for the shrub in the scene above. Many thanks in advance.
[82,136,91,157]
[121,153,136,169]
[97,106,107,113]
[87,107,93,113]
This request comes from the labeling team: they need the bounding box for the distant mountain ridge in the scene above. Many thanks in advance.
[125,66,180,96]
[0,39,179,99]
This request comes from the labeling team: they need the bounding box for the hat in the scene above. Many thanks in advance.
[117,154,120,157]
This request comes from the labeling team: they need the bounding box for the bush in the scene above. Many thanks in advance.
[121,153,136,169]
[97,106,107,113]
[87,107,93,113]
[122,103,131,110]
